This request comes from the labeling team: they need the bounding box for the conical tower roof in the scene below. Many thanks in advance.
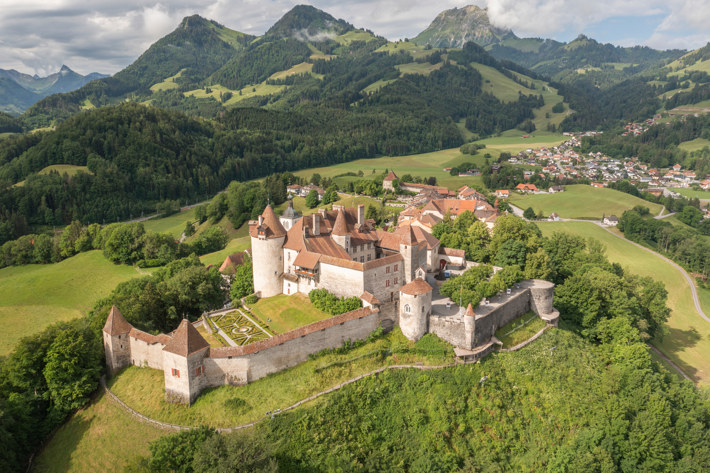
[103,305,132,335]
[465,303,475,317]
[257,205,287,238]
[163,319,210,357]
[332,208,347,236]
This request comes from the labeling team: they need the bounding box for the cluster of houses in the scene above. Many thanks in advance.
[503,135,709,193]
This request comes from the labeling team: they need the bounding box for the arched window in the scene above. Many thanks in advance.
[404,304,411,313]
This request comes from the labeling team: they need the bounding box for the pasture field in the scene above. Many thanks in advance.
[267,62,322,81]
[335,29,377,45]
[80,98,95,110]
[509,184,663,219]
[248,293,331,334]
[678,137,710,152]
[149,69,184,92]
[473,63,536,102]
[141,207,197,237]
[106,328,452,429]
[396,61,443,76]
[0,251,142,356]
[32,391,165,473]
[673,187,710,200]
[537,221,710,384]
[375,41,435,59]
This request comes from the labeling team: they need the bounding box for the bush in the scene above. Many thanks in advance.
[245,294,258,305]
[308,288,362,315]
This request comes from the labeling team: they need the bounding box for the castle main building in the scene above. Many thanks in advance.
[249,201,463,304]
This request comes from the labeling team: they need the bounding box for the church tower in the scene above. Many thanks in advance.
[279,194,301,231]
[249,205,287,298]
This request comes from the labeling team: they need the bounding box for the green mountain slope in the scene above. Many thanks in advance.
[23,16,251,128]
[264,4,354,41]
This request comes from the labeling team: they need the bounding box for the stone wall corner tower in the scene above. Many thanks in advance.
[102,305,132,375]
[250,205,287,298]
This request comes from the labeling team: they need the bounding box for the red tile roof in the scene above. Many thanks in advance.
[103,305,132,335]
[360,291,381,305]
[293,250,321,269]
[332,208,347,236]
[249,205,287,239]
[383,171,398,182]
[465,303,475,317]
[163,319,210,357]
[399,277,432,295]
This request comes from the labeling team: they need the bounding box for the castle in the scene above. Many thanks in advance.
[103,203,558,404]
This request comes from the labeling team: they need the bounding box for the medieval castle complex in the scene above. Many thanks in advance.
[104,200,558,404]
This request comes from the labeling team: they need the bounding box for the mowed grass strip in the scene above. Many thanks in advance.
[32,391,166,473]
[537,221,710,384]
[249,293,331,334]
[509,184,663,219]
[106,328,453,429]
[142,207,197,238]
[0,250,142,355]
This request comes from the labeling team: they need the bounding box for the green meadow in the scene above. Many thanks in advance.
[0,251,142,356]
[509,184,664,219]
[249,293,331,334]
[537,221,710,385]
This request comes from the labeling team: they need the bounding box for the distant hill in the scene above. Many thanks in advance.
[413,5,516,48]
[0,65,107,115]
[264,4,354,41]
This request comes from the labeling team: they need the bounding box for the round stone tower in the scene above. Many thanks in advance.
[464,303,476,349]
[398,278,432,341]
[250,205,287,298]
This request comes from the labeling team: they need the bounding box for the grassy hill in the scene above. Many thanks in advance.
[509,184,663,219]
[0,250,143,355]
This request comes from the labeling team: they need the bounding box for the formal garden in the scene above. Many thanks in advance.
[208,310,272,346]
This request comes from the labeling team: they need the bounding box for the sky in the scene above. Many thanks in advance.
[1,0,708,77]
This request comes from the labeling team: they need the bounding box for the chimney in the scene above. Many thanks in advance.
[258,215,264,226]
[358,204,365,226]
[313,213,320,236]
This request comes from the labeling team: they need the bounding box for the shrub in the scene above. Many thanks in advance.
[245,294,258,305]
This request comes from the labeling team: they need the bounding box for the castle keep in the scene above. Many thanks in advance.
[104,204,558,404]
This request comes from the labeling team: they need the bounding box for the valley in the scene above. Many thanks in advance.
[1,3,710,473]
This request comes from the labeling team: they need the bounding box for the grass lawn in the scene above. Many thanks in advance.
[537,221,710,385]
[248,293,332,334]
[268,62,322,81]
[106,328,453,429]
[142,207,197,238]
[509,184,663,219]
[473,63,536,102]
[32,391,166,473]
[495,311,547,347]
[335,29,378,45]
[0,251,142,356]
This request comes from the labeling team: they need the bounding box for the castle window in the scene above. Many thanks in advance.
[367,255,371,261]
[394,264,398,271]
[386,266,390,273]
[360,256,364,262]
[386,280,390,287]
[172,368,180,378]
[196,365,204,376]
[422,306,425,313]
[404,304,411,313]
[394,277,398,284]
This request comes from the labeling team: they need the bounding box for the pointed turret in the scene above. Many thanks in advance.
[103,305,132,335]
[465,303,475,317]
[332,208,347,236]
[163,319,210,357]
[252,205,287,239]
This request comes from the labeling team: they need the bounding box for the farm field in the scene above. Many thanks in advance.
[0,250,142,356]
[291,137,564,191]
[673,187,710,200]
[537,221,710,384]
[249,293,332,334]
[509,184,664,219]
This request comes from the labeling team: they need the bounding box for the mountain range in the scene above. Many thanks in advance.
[0,65,106,115]
[3,4,710,133]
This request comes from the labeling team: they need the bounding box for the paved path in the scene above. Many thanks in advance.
[649,344,692,381]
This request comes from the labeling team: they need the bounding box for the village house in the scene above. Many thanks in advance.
[515,183,538,193]
[602,215,619,226]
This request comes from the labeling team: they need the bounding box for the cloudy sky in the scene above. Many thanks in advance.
[1,0,709,76]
